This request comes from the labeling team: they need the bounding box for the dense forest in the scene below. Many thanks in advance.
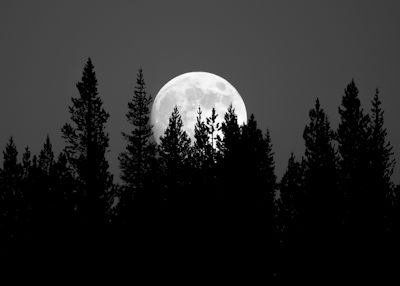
[1,58,399,280]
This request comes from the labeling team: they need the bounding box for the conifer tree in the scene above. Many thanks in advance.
[217,104,241,160]
[193,107,211,169]
[241,115,277,209]
[303,98,339,233]
[279,153,305,238]
[337,79,371,230]
[192,107,218,210]
[206,107,221,162]
[216,105,241,209]
[158,106,191,204]
[22,146,31,179]
[52,152,76,222]
[0,137,23,238]
[33,135,57,224]
[118,68,156,222]
[61,58,112,223]
[38,135,54,176]
[368,89,395,231]
[119,68,155,192]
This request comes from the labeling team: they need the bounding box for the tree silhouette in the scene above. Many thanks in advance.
[158,106,191,207]
[22,146,31,180]
[0,137,23,242]
[303,98,339,236]
[52,152,76,224]
[337,79,371,233]
[38,135,54,175]
[368,89,396,232]
[119,68,155,194]
[240,115,276,211]
[279,153,305,238]
[216,104,241,210]
[61,58,113,225]
[217,104,240,159]
[191,107,220,214]
[193,107,210,168]
[206,107,221,161]
[118,68,156,222]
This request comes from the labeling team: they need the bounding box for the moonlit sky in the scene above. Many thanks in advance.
[1,0,400,183]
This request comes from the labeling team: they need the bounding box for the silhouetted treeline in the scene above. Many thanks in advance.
[1,58,399,280]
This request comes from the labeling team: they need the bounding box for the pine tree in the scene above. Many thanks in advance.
[119,68,155,192]
[337,79,371,231]
[38,135,54,176]
[158,106,191,204]
[193,107,211,169]
[192,107,218,211]
[241,115,277,209]
[20,146,33,224]
[368,89,395,231]
[22,146,31,180]
[52,152,76,222]
[216,105,242,209]
[205,107,221,162]
[303,98,339,233]
[0,137,23,239]
[217,104,241,159]
[279,153,305,239]
[61,58,112,224]
[118,68,157,223]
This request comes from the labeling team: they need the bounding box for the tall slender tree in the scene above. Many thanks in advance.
[241,115,277,209]
[38,135,54,176]
[193,107,211,169]
[217,104,241,160]
[61,57,112,224]
[22,146,31,180]
[0,137,23,240]
[158,106,191,205]
[216,105,242,209]
[119,68,155,192]
[302,98,339,234]
[279,153,305,240]
[337,79,371,231]
[206,107,221,162]
[118,68,156,222]
[368,89,395,231]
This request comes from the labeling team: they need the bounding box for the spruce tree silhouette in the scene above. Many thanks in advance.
[21,146,32,227]
[0,137,23,244]
[192,107,213,210]
[52,152,76,227]
[38,135,54,175]
[31,136,55,233]
[21,146,32,181]
[61,58,113,227]
[368,89,396,234]
[206,107,221,157]
[193,107,211,170]
[279,153,305,241]
[240,115,276,215]
[302,98,339,239]
[118,68,156,224]
[337,80,371,238]
[240,115,278,265]
[158,106,191,212]
[217,104,241,214]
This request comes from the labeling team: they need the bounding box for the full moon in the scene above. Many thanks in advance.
[151,72,247,144]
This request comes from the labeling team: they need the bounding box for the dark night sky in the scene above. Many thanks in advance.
[1,0,399,182]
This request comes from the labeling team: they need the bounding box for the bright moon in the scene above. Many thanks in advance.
[151,72,247,144]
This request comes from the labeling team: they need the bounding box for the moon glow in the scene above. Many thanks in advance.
[151,72,247,144]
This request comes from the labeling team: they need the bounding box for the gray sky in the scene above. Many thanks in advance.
[1,0,399,182]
